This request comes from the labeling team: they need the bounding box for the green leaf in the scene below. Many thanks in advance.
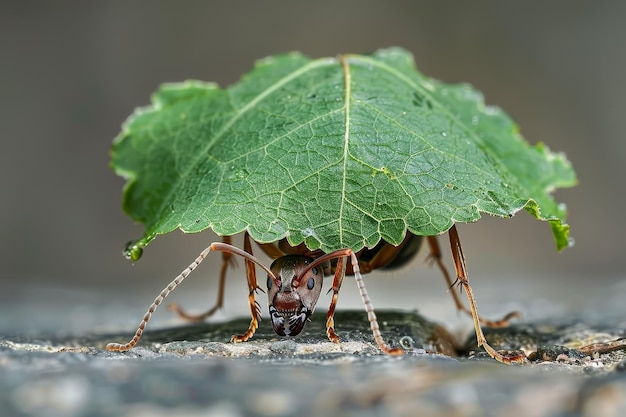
[111,47,577,256]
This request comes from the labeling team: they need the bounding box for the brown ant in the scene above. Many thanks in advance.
[106,225,525,363]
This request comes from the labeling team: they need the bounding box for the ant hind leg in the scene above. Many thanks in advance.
[446,225,526,364]
[426,234,520,328]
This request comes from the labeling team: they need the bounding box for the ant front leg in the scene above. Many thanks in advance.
[168,235,234,321]
[447,225,526,364]
[230,232,263,343]
[426,235,520,328]
[324,255,346,343]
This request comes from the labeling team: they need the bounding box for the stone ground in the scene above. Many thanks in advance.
[1,309,625,417]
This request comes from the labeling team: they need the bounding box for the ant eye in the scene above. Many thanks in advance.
[267,276,272,290]
[307,277,315,290]
[312,267,318,275]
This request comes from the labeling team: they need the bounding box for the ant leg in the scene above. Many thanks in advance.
[426,235,520,328]
[230,232,263,343]
[168,235,234,321]
[325,255,346,343]
[447,225,526,364]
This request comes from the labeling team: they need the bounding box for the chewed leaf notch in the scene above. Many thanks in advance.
[111,47,576,255]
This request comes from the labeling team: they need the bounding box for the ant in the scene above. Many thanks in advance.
[106,225,525,364]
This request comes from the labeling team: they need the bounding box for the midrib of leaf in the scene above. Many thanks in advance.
[346,54,536,219]
[153,57,339,229]
[338,55,352,247]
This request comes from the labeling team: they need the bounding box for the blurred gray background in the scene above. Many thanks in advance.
[1,1,624,335]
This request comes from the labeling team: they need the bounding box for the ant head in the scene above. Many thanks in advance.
[267,255,324,336]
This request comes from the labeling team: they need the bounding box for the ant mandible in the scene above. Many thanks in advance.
[106,225,525,364]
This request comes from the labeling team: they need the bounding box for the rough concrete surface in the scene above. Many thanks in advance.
[1,308,625,417]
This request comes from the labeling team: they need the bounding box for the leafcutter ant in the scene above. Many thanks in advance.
[106,225,525,363]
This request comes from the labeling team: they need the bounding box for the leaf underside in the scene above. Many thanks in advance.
[111,47,576,255]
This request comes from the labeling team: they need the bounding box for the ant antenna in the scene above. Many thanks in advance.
[301,249,403,355]
[106,242,275,352]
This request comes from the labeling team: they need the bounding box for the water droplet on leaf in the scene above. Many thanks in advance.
[123,241,143,262]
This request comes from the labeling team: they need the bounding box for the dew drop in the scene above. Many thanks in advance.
[269,219,287,235]
[123,241,143,262]
[225,168,247,181]
[485,106,499,115]
[234,169,246,180]
[399,336,415,349]
[567,236,575,248]
[441,132,447,137]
